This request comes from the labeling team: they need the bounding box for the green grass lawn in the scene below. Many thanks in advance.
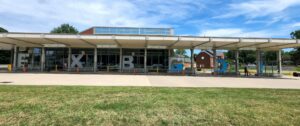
[0,86,299,125]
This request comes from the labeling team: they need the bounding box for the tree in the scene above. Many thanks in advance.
[226,50,256,64]
[0,27,8,33]
[174,49,188,57]
[291,30,300,39]
[290,30,300,65]
[282,51,293,65]
[50,24,79,34]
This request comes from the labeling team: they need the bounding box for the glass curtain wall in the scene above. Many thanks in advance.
[147,49,169,72]
[260,51,279,76]
[17,47,41,71]
[71,48,94,72]
[97,48,120,72]
[45,48,68,72]
[28,48,41,71]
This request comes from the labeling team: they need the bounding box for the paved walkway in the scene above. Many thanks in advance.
[0,73,300,89]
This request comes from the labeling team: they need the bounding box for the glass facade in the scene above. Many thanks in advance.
[94,27,173,35]
[122,49,145,69]
[147,49,169,72]
[97,48,120,71]
[15,48,170,73]
[45,48,68,72]
[71,48,94,72]
[16,47,41,71]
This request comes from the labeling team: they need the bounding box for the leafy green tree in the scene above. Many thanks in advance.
[291,30,300,39]
[264,51,276,61]
[0,27,8,33]
[290,30,300,65]
[282,51,293,65]
[174,49,188,57]
[50,24,78,34]
[226,50,256,64]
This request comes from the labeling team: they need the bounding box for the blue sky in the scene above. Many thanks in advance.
[1,0,300,38]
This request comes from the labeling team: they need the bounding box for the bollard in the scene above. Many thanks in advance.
[8,64,12,72]
[76,67,79,73]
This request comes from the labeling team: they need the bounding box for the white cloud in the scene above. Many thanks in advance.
[0,0,206,32]
[199,28,274,37]
[216,0,300,19]
[290,22,300,27]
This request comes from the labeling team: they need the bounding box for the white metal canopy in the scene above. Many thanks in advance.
[0,32,299,50]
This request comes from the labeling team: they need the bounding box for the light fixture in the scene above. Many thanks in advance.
[43,44,66,47]
[147,45,167,49]
[97,44,118,48]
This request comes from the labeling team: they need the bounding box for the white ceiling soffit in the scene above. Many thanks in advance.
[1,33,300,50]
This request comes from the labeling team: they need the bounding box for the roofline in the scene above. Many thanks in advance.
[80,26,175,34]
[80,27,95,34]
[87,26,174,30]
[1,32,296,40]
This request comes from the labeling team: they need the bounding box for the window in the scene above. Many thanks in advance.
[94,27,172,35]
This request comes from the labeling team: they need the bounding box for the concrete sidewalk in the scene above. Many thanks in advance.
[0,73,300,89]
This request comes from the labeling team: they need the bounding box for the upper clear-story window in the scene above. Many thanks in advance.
[94,27,173,35]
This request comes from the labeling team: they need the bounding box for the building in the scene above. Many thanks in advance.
[0,26,300,76]
[80,27,174,35]
[195,51,224,69]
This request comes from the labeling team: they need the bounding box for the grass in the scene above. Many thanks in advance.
[0,86,299,125]
[295,66,300,71]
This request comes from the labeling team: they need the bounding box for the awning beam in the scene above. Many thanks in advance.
[237,42,269,49]
[168,37,180,48]
[7,37,42,47]
[43,38,71,47]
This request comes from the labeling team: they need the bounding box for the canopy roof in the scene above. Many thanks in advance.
[0,32,299,50]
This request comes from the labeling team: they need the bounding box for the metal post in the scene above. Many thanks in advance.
[68,48,71,72]
[31,49,34,69]
[13,45,17,71]
[235,50,239,75]
[10,48,14,65]
[256,50,261,76]
[144,48,147,74]
[119,48,122,72]
[168,49,171,71]
[277,50,282,75]
[190,48,194,75]
[213,49,217,75]
[94,48,97,72]
[41,47,45,72]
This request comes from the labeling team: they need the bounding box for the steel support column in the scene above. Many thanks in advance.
[256,50,261,76]
[94,48,97,72]
[277,50,282,75]
[190,48,194,75]
[235,50,239,75]
[13,45,17,71]
[213,49,218,75]
[68,48,71,72]
[41,47,45,72]
[10,48,14,65]
[144,48,147,74]
[119,48,122,72]
[168,49,172,71]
